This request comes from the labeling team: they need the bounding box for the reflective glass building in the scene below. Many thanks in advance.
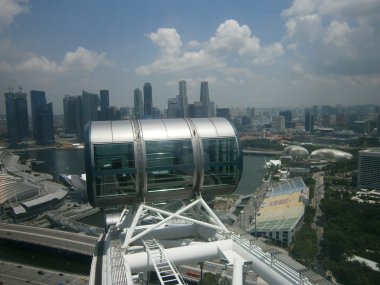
[85,118,242,208]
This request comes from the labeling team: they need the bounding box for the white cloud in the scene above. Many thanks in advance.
[324,21,351,47]
[292,63,304,74]
[207,19,260,56]
[148,28,182,57]
[283,0,380,75]
[135,19,283,76]
[15,54,62,72]
[253,43,284,65]
[62,47,112,71]
[0,0,29,31]
[1,46,112,73]
[282,0,316,17]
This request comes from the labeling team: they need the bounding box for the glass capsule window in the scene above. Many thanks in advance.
[145,140,194,193]
[93,143,136,198]
[202,137,239,188]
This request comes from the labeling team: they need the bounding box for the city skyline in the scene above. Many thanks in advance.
[0,0,379,114]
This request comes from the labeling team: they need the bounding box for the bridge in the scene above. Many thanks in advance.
[0,223,98,256]
[243,149,282,155]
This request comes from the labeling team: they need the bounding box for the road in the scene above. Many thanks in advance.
[0,260,89,285]
[0,223,98,256]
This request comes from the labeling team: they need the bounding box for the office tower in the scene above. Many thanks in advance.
[200,81,210,117]
[167,97,178,118]
[4,90,29,147]
[143,83,152,118]
[189,101,203,118]
[109,106,121,120]
[272,116,285,133]
[378,113,380,136]
[216,108,231,120]
[30,90,55,145]
[305,111,314,133]
[352,120,370,134]
[134,88,144,119]
[63,95,83,137]
[82,90,99,128]
[151,107,162,119]
[30,90,46,141]
[37,102,55,145]
[358,149,380,190]
[100,90,110,121]
[177,80,188,118]
[279,110,292,129]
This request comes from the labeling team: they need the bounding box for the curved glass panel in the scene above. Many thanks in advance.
[93,143,136,198]
[202,138,239,188]
[145,140,194,192]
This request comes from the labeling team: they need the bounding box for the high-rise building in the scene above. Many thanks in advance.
[279,110,292,129]
[134,88,144,119]
[82,90,99,127]
[30,90,54,145]
[189,101,203,118]
[63,95,83,137]
[100,90,110,121]
[30,90,46,141]
[358,149,380,190]
[4,90,29,147]
[167,97,179,118]
[305,111,314,133]
[177,80,188,118]
[216,108,231,120]
[109,106,121,120]
[200,81,210,117]
[37,102,55,145]
[272,116,285,133]
[143,83,152,118]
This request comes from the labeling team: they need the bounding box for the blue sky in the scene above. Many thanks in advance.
[1,0,379,114]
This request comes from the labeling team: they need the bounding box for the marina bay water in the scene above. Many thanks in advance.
[1,149,269,274]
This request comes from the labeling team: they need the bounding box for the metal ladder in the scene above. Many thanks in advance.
[142,239,186,285]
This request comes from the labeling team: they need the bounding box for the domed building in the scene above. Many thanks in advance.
[310,148,353,161]
[283,145,309,158]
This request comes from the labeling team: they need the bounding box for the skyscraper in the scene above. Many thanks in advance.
[143,83,152,118]
[30,90,46,141]
[189,101,203,118]
[279,110,292,129]
[272,116,285,133]
[36,102,55,145]
[200,81,210,117]
[63,95,82,137]
[30,90,55,145]
[177,80,188,118]
[305,111,314,133]
[134,88,143,119]
[5,90,29,147]
[167,98,178,118]
[100,90,110,121]
[82,90,99,127]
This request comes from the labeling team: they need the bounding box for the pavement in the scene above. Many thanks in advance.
[233,182,268,233]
